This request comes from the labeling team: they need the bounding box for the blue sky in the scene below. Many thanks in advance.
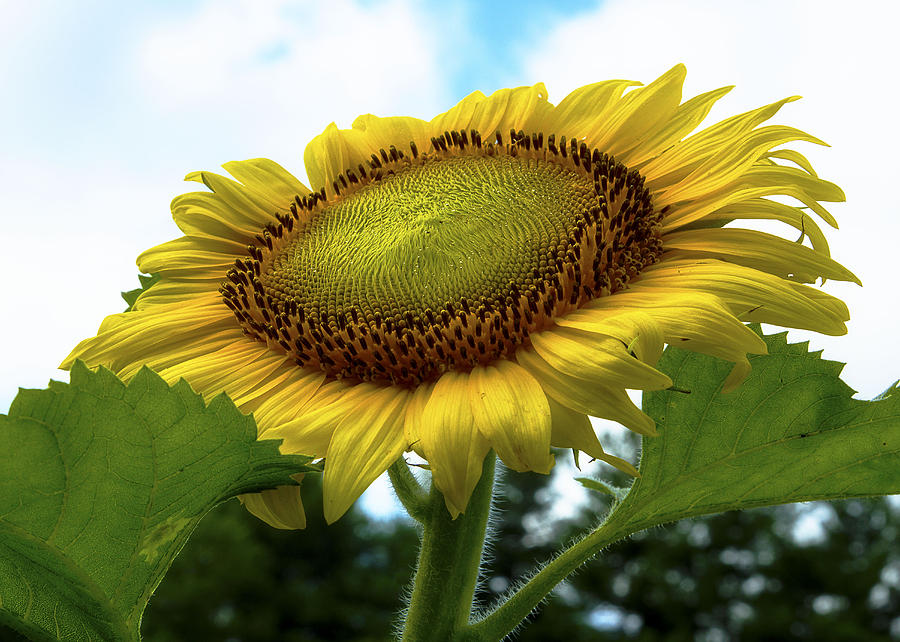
[429,0,602,95]
[1,0,898,500]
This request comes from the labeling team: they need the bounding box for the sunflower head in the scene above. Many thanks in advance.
[63,64,858,526]
[226,127,662,388]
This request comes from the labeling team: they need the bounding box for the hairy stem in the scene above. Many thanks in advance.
[456,511,629,642]
[401,453,496,642]
[388,458,429,522]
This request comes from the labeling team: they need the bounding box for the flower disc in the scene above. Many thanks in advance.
[269,155,590,316]
[222,131,662,385]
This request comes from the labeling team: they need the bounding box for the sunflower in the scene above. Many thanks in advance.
[62,64,858,528]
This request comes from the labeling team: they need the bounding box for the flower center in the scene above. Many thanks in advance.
[267,154,594,319]
[221,130,662,385]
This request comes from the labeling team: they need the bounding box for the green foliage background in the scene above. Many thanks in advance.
[141,472,899,641]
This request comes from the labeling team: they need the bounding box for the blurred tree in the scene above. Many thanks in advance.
[141,475,419,642]
[485,465,899,641]
[141,464,899,641]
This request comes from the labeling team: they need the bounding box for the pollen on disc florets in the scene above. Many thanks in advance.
[219,128,663,386]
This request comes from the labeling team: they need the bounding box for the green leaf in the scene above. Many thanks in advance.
[121,273,160,311]
[574,477,628,501]
[0,362,315,642]
[605,328,900,538]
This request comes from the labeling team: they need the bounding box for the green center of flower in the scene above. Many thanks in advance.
[263,155,594,319]
[221,129,663,385]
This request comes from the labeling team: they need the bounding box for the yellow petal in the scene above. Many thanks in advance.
[466,89,517,135]
[763,148,818,177]
[625,85,733,165]
[547,396,638,476]
[516,348,658,437]
[551,309,665,366]
[657,125,826,205]
[746,165,845,206]
[171,191,258,243]
[222,158,311,206]
[419,372,490,517]
[468,360,553,473]
[60,298,237,373]
[268,380,386,457]
[303,122,355,196]
[662,228,860,285]
[186,170,279,227]
[722,360,753,393]
[635,259,850,335]
[130,275,222,311]
[323,386,409,523]
[430,89,486,133]
[302,88,550,201]
[432,84,548,139]
[700,198,830,255]
[644,96,800,189]
[137,236,241,275]
[112,329,246,382]
[529,326,672,390]
[155,341,284,403]
[235,367,324,429]
[569,288,767,369]
[547,78,640,138]
[593,64,687,157]
[348,114,430,161]
[659,182,839,234]
[403,380,434,454]
[558,294,766,392]
[486,83,548,134]
[240,480,306,530]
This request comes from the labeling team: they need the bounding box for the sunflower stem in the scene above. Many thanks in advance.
[454,514,629,642]
[400,452,496,642]
[388,458,429,522]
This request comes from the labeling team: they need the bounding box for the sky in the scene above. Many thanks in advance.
[1,0,898,519]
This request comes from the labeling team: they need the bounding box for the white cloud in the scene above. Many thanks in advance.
[134,0,450,164]
[521,0,900,398]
